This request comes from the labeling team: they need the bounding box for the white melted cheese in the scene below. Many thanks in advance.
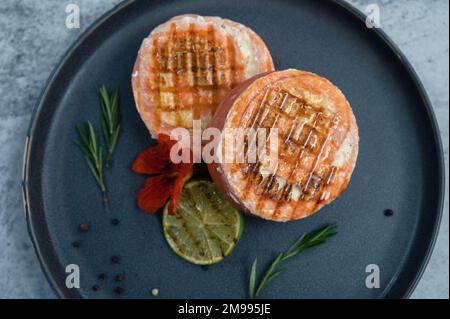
[333,133,353,167]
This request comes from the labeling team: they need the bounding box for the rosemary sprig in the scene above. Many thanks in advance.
[99,85,120,169]
[248,224,338,299]
[75,121,109,207]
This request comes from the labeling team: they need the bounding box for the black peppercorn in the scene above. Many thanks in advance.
[92,284,100,291]
[115,273,125,282]
[384,209,394,217]
[71,240,80,248]
[79,223,90,232]
[114,287,125,294]
[111,256,120,264]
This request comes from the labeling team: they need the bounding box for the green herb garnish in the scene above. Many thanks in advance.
[75,121,108,207]
[99,85,121,169]
[248,224,338,298]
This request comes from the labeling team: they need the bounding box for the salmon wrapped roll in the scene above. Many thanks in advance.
[132,14,274,137]
[208,70,359,222]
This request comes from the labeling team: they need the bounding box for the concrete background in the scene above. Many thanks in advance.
[0,0,447,298]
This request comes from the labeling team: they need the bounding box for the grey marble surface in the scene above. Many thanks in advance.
[0,0,447,299]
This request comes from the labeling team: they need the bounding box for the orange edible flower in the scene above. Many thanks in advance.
[132,134,193,215]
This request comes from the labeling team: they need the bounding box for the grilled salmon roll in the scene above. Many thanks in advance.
[208,70,359,222]
[132,14,274,137]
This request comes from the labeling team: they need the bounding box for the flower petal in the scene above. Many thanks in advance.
[157,133,178,155]
[132,134,181,174]
[137,175,174,213]
[133,144,174,174]
[168,167,193,215]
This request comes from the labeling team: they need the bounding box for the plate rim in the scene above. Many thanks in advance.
[22,0,445,299]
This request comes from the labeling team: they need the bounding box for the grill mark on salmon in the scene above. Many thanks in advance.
[239,88,273,202]
[168,23,181,126]
[207,24,218,114]
[151,37,162,132]
[187,23,200,124]
[226,35,237,91]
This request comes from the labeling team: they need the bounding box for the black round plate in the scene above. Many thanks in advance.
[23,0,444,299]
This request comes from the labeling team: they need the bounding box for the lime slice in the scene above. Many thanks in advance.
[163,180,244,265]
